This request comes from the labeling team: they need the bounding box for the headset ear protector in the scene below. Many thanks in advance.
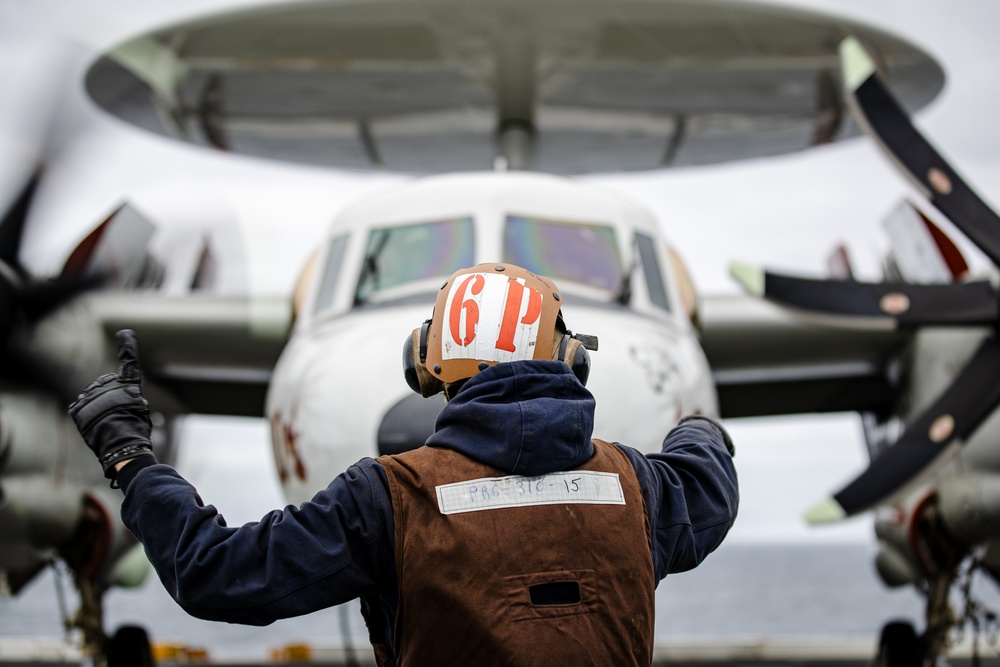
[557,328,598,387]
[402,318,444,397]
[403,321,595,397]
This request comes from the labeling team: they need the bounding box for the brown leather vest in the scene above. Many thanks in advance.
[378,439,654,666]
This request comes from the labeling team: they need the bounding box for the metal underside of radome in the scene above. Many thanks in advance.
[84,0,944,174]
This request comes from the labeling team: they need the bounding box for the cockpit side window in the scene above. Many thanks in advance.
[313,234,349,315]
[635,232,670,312]
[503,215,621,293]
[355,217,474,304]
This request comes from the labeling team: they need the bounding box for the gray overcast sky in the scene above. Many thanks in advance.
[5,0,1000,545]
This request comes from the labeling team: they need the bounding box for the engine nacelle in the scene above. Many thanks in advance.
[0,390,93,478]
[20,296,114,399]
[0,389,146,592]
[937,473,1000,547]
[874,539,921,588]
[80,486,150,589]
[873,504,923,588]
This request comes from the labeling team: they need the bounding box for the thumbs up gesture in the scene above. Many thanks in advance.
[69,330,153,481]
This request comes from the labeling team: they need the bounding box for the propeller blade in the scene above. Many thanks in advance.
[841,37,1000,267]
[805,336,1000,523]
[0,174,40,342]
[0,172,41,271]
[19,274,106,324]
[0,171,107,392]
[730,262,998,328]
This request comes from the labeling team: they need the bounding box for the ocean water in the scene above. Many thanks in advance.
[1,541,976,661]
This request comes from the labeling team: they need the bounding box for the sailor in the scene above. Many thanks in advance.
[70,262,738,666]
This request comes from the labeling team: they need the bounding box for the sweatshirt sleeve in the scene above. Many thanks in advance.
[615,417,739,581]
[120,457,394,625]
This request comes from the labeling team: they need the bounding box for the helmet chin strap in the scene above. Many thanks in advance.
[443,378,468,402]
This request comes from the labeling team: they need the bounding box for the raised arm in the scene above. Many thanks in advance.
[616,416,739,581]
[118,457,393,624]
[69,329,395,624]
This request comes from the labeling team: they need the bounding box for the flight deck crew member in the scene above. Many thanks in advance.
[70,262,738,666]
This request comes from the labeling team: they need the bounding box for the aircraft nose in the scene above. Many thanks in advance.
[377,394,444,455]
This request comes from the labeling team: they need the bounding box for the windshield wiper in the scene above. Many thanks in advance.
[616,250,639,305]
[355,229,391,305]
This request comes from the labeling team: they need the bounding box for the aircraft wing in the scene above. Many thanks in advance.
[90,289,912,421]
[88,292,292,417]
[699,293,909,419]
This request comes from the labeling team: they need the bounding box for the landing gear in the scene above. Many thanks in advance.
[876,621,923,667]
[876,545,998,666]
[73,576,109,663]
[68,574,153,665]
[921,565,959,664]
[900,498,963,666]
[56,492,155,665]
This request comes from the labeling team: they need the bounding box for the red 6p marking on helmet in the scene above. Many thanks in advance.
[403,263,596,398]
[428,263,562,382]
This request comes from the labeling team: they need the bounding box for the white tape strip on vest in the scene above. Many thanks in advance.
[436,470,626,515]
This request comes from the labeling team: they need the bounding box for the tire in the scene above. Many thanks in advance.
[107,624,155,667]
[876,620,922,667]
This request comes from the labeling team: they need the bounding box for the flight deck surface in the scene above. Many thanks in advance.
[4,637,1000,666]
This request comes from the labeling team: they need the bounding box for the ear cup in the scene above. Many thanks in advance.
[402,321,443,397]
[558,334,592,386]
[402,328,421,394]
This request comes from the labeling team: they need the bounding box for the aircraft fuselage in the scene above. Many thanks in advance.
[266,171,716,503]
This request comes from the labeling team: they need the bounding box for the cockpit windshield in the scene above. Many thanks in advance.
[503,215,621,293]
[355,217,474,304]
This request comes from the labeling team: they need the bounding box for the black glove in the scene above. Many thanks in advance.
[678,415,735,457]
[69,329,153,480]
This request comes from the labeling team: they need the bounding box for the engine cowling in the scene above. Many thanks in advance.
[937,473,1000,547]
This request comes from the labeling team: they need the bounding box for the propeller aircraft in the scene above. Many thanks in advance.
[0,1,993,665]
[732,36,1000,664]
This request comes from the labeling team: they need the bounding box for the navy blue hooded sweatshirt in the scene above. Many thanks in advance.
[118,360,738,653]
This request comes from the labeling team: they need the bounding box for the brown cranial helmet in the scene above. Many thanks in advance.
[402,263,597,398]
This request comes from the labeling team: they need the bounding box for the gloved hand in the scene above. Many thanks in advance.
[678,415,735,456]
[69,329,153,480]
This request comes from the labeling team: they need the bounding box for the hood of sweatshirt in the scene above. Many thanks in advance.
[424,360,596,476]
